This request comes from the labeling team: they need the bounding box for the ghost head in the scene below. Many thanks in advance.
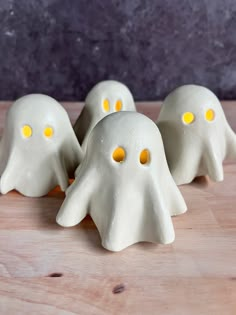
[0,94,83,197]
[57,111,187,252]
[74,80,136,151]
[157,85,236,185]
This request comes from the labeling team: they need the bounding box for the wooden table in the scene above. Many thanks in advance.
[0,102,235,315]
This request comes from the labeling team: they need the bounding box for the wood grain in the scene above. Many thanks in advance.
[0,101,236,315]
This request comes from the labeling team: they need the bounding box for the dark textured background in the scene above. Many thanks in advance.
[0,0,236,101]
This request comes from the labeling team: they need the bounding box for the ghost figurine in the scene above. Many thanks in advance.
[0,94,83,197]
[74,80,136,151]
[56,111,187,252]
[157,85,236,185]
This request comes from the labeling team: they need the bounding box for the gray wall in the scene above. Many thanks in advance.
[0,0,236,101]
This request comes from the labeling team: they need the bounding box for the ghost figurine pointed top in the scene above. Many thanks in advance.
[0,94,83,197]
[57,111,187,252]
[74,80,136,151]
[157,84,236,185]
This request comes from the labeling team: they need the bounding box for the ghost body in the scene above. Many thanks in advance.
[0,94,83,197]
[74,80,136,151]
[157,85,236,185]
[57,111,187,252]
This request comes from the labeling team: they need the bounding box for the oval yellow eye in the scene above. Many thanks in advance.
[140,149,150,165]
[115,100,122,112]
[205,109,215,121]
[182,112,195,125]
[112,147,126,163]
[22,125,32,138]
[44,126,54,138]
[103,99,110,112]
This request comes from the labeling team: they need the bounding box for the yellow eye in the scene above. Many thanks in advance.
[182,112,195,125]
[44,126,54,138]
[115,100,123,111]
[205,109,215,121]
[103,99,110,112]
[112,147,126,163]
[22,125,32,138]
[140,149,150,165]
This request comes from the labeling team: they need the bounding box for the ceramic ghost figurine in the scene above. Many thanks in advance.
[0,94,83,197]
[74,80,136,151]
[157,85,236,185]
[57,111,187,252]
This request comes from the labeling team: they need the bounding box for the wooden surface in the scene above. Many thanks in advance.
[0,101,236,315]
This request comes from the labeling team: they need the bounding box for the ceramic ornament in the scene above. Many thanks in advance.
[74,80,136,151]
[0,94,83,197]
[57,111,187,252]
[157,84,236,185]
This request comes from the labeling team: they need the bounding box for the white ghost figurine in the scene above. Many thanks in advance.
[57,111,187,252]
[157,85,236,185]
[0,94,83,197]
[74,80,136,151]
